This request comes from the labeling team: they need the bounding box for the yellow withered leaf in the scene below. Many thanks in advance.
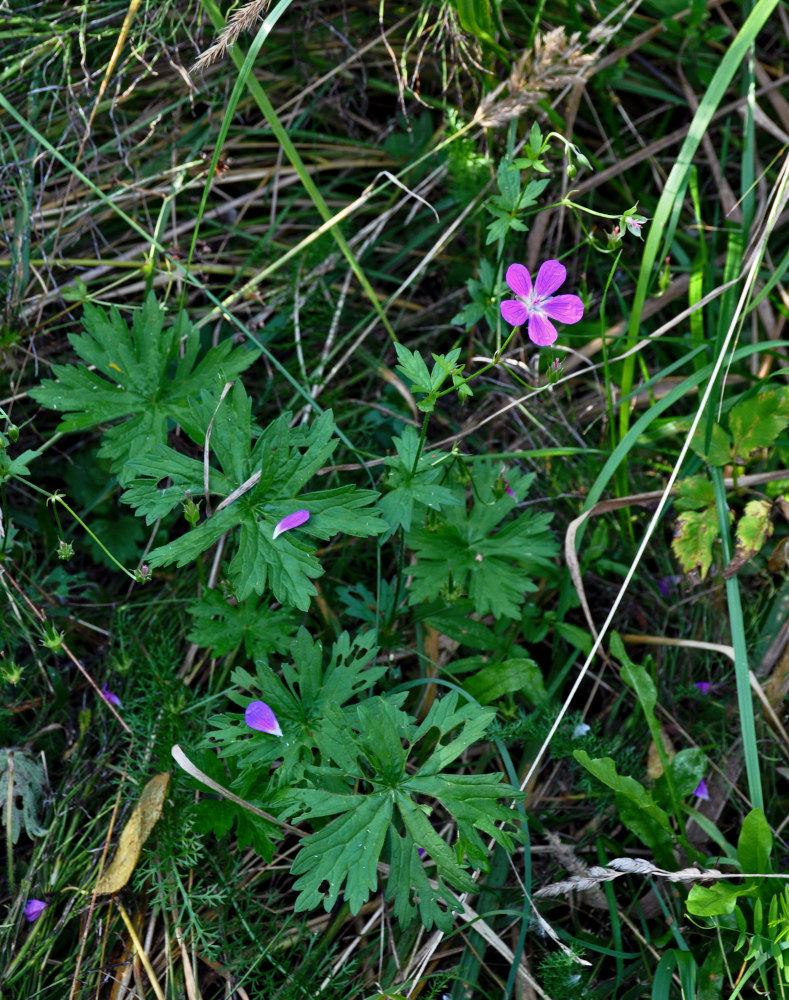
[95,772,170,894]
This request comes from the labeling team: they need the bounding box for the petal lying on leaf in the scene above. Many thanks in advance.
[272,509,310,539]
[245,700,283,737]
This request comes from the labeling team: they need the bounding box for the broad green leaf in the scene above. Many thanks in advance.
[674,475,716,511]
[463,657,548,708]
[30,293,259,483]
[573,751,672,837]
[690,423,731,467]
[738,808,772,874]
[687,881,749,917]
[730,387,789,462]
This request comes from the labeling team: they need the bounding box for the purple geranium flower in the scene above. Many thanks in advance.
[693,779,710,801]
[500,261,584,346]
[101,683,122,708]
[245,700,283,737]
[272,510,310,540]
[695,681,711,695]
[24,899,47,922]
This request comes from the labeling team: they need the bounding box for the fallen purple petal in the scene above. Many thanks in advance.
[695,682,711,695]
[272,510,310,540]
[658,574,681,596]
[24,899,46,922]
[693,779,710,801]
[500,260,584,347]
[417,847,426,858]
[245,700,283,737]
[101,683,122,708]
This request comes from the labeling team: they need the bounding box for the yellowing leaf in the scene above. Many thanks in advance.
[95,772,170,894]
[724,498,774,578]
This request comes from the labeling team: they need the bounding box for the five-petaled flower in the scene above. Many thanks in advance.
[272,510,310,540]
[500,261,584,346]
[245,700,283,737]
[101,683,122,708]
[24,899,47,922]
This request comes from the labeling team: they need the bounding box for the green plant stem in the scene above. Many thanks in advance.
[711,466,764,812]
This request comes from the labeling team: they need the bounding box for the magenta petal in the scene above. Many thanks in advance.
[245,700,283,737]
[501,299,529,326]
[542,293,584,325]
[272,509,310,540]
[505,262,532,298]
[527,312,558,346]
[101,683,122,708]
[533,260,566,298]
[693,779,710,801]
[24,899,46,922]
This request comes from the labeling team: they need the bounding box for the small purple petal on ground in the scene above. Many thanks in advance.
[417,847,426,858]
[693,779,710,801]
[695,682,711,695]
[272,510,310,540]
[533,260,566,298]
[24,899,46,922]
[658,575,681,596]
[245,701,283,737]
[101,683,122,708]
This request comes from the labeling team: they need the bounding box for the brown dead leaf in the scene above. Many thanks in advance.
[646,729,675,779]
[95,772,170,894]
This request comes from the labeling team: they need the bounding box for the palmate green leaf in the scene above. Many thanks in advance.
[186,589,298,662]
[204,629,384,788]
[29,293,259,483]
[407,466,558,618]
[291,791,392,913]
[283,692,519,927]
[386,829,464,932]
[379,426,462,532]
[124,386,385,609]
